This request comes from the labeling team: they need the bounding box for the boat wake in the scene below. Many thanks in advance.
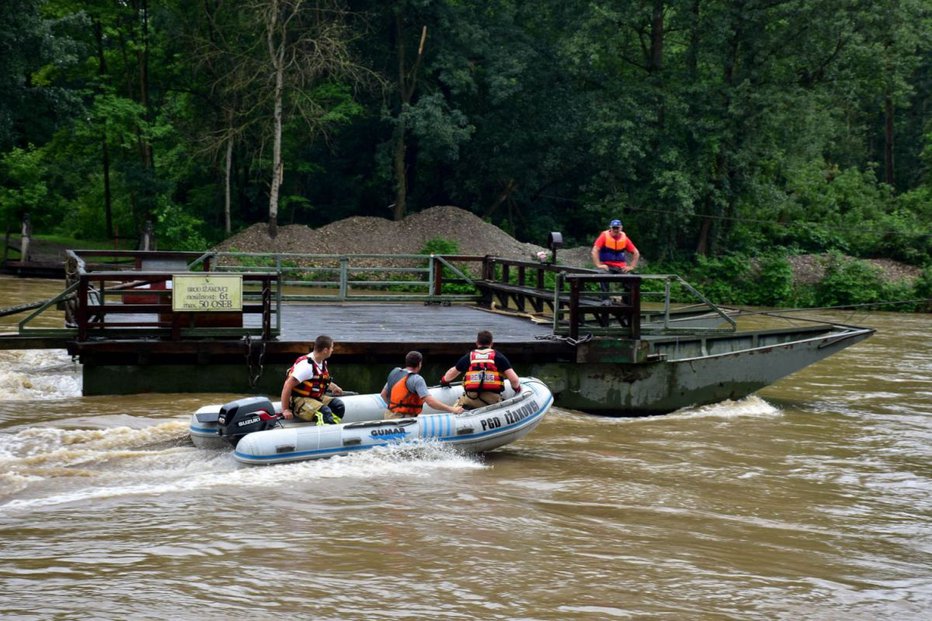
[666,395,782,421]
[558,395,782,425]
[0,421,483,513]
[0,350,81,400]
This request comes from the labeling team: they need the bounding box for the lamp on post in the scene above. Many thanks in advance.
[547,232,563,264]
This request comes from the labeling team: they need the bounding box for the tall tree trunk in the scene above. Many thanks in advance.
[649,0,664,74]
[392,22,427,221]
[94,18,113,239]
[102,137,113,238]
[127,0,154,230]
[138,0,152,170]
[224,134,233,235]
[267,0,285,239]
[884,93,895,187]
[695,211,712,256]
[686,0,700,77]
[268,63,283,239]
[392,122,407,222]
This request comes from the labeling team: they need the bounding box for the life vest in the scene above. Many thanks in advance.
[388,370,424,416]
[287,355,331,399]
[597,230,629,265]
[463,348,505,394]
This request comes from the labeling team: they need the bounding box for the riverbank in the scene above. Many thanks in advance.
[3,206,927,310]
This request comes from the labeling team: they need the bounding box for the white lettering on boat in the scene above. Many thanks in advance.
[481,416,502,431]
[503,400,539,425]
[238,416,260,427]
[371,427,406,438]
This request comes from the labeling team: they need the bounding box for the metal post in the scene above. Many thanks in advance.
[430,255,441,298]
[569,278,580,341]
[77,275,89,341]
[552,272,563,334]
[339,257,348,300]
[20,214,31,262]
[141,220,155,251]
[629,278,641,339]
[262,277,271,339]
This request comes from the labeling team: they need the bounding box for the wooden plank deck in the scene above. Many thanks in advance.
[260,302,554,344]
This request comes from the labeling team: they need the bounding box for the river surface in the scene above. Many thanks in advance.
[1,277,930,620]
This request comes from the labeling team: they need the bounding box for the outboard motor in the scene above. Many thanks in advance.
[216,396,280,447]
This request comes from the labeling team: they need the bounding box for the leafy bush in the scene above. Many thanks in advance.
[154,202,207,251]
[814,253,884,307]
[914,268,932,313]
[420,238,459,256]
[419,237,473,294]
[689,254,753,304]
[746,255,794,307]
[0,146,49,228]
[869,189,932,266]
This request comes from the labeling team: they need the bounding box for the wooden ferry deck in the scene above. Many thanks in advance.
[0,249,874,413]
[256,302,554,343]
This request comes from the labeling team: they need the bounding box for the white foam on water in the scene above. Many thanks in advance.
[609,394,781,424]
[0,420,193,508]
[0,426,484,513]
[265,441,486,481]
[0,420,189,462]
[666,395,782,420]
[0,349,81,400]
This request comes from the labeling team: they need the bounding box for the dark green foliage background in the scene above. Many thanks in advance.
[1,0,930,310]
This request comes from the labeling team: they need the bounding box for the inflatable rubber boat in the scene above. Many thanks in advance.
[189,377,553,465]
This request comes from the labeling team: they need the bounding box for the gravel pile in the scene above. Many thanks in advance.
[786,254,922,285]
[215,205,593,267]
[214,208,923,283]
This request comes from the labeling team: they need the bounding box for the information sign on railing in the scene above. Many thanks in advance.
[172,274,243,312]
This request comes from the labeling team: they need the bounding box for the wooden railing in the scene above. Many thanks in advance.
[62,250,277,341]
[9,250,734,344]
[474,257,641,339]
[190,251,483,303]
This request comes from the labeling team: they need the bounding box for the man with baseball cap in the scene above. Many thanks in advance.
[591,218,640,300]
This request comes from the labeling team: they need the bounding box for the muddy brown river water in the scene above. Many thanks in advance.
[1,276,930,619]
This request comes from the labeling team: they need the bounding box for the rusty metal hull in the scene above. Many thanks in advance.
[527,324,874,415]
[76,323,873,415]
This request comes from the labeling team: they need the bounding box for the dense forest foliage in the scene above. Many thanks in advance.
[1,0,930,307]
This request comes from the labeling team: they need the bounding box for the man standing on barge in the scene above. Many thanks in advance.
[591,218,640,301]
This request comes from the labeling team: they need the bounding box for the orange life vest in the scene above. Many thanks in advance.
[597,230,629,265]
[463,348,505,394]
[388,370,424,416]
[287,355,331,399]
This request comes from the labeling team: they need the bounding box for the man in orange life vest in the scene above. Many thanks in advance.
[439,330,521,410]
[380,351,464,419]
[591,218,640,299]
[280,334,345,425]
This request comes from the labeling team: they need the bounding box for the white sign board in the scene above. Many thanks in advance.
[172,274,243,312]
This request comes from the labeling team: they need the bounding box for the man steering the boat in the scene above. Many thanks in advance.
[439,330,521,410]
[281,334,345,425]
[381,351,464,419]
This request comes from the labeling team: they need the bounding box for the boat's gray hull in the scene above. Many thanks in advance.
[528,325,874,415]
[232,377,553,464]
